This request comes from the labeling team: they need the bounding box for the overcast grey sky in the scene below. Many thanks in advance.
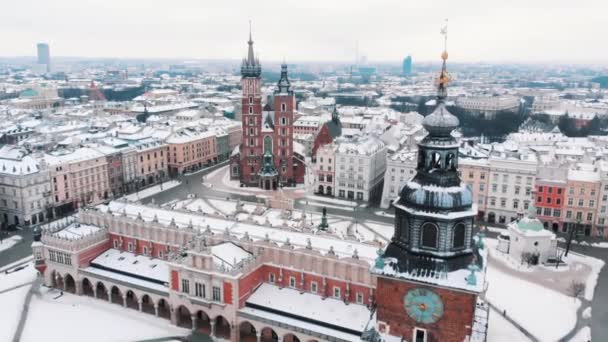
[1,0,606,63]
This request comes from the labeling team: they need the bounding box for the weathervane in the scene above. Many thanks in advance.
[437,19,451,98]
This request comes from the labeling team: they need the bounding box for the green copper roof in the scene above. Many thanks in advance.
[517,217,544,232]
[20,88,38,97]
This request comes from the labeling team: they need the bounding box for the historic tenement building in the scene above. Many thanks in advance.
[230,30,305,189]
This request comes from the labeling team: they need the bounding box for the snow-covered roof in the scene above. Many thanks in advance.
[51,222,102,239]
[90,248,169,284]
[244,283,371,337]
[211,242,252,271]
[103,201,379,263]
[0,146,41,175]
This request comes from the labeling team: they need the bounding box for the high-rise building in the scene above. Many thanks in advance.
[36,43,51,73]
[402,55,412,75]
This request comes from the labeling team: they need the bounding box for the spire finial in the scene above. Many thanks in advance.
[441,18,448,58]
[248,20,252,43]
[437,19,450,101]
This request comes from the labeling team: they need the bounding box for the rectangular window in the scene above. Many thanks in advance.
[113,240,119,248]
[195,282,205,298]
[212,286,221,302]
[543,208,551,216]
[589,200,595,208]
[356,292,364,304]
[311,282,318,294]
[333,287,341,298]
[128,243,133,252]
[289,276,296,288]
[566,210,573,219]
[269,273,275,284]
[143,246,148,256]
[538,186,544,193]
[414,328,427,342]
[181,279,190,294]
[587,213,593,221]
[553,209,561,217]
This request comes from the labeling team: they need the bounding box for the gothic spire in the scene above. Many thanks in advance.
[275,62,291,94]
[241,21,262,77]
[332,105,339,123]
[247,20,255,65]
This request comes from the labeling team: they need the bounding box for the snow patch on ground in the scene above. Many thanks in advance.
[21,287,188,342]
[0,262,37,292]
[124,180,181,201]
[486,261,581,341]
[486,308,531,342]
[562,251,605,301]
[568,326,591,342]
[0,235,23,253]
[582,306,591,319]
[0,285,30,341]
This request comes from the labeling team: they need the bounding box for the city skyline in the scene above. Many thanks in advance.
[1,0,607,64]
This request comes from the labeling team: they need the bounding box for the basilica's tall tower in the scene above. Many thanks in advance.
[238,27,264,186]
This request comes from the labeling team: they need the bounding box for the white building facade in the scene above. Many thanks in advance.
[380,148,417,208]
[335,136,386,202]
[485,154,537,224]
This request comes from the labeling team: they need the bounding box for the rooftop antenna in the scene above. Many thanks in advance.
[355,40,359,66]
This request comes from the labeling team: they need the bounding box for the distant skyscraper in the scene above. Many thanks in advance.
[36,43,50,73]
[402,55,412,75]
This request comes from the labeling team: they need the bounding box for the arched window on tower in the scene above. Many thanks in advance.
[453,223,466,249]
[446,153,456,171]
[430,152,442,169]
[421,222,439,249]
[398,214,409,243]
[418,152,426,169]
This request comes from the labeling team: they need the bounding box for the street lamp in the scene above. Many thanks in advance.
[564,218,581,257]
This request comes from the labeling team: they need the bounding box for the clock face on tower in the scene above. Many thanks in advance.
[404,288,444,324]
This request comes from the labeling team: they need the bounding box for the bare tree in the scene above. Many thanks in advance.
[567,280,586,299]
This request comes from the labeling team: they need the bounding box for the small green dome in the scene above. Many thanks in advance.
[517,203,544,232]
[20,88,39,97]
[517,218,544,232]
